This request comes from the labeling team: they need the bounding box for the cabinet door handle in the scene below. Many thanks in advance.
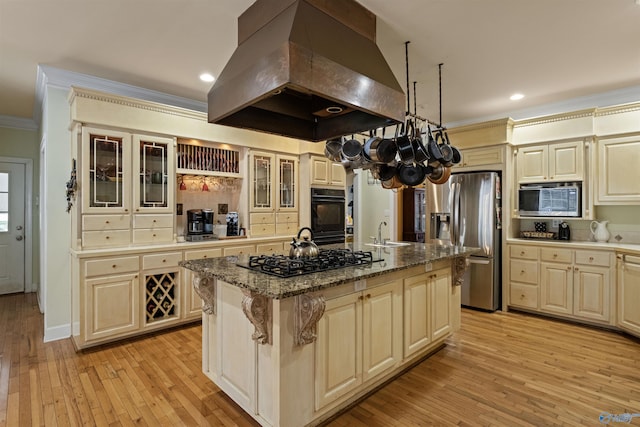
[112,264,117,269]
[365,294,371,299]
[589,256,594,262]
[574,267,579,271]
[520,251,525,256]
[358,295,364,301]
[567,266,571,270]
[153,219,157,223]
[153,234,157,237]
[105,220,110,224]
[553,254,558,258]
[105,236,110,240]
[162,259,166,263]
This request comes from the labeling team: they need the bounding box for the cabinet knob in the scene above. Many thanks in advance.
[153,220,157,223]
[136,208,140,212]
[358,295,364,301]
[105,236,110,240]
[521,294,525,299]
[203,255,208,259]
[520,270,525,274]
[589,256,594,261]
[105,220,110,224]
[153,234,157,237]
[520,251,525,256]
[567,266,571,270]
[365,294,371,299]
[550,176,554,179]
[574,267,579,271]
[125,209,129,212]
[162,259,166,263]
[553,254,558,258]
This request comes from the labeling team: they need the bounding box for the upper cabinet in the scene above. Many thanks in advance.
[78,125,176,248]
[82,127,132,214]
[596,135,640,204]
[248,150,299,237]
[310,156,346,187]
[516,140,584,183]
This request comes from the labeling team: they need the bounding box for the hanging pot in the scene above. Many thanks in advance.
[377,163,397,181]
[410,121,430,164]
[341,136,363,161]
[434,129,454,166]
[451,145,462,165]
[426,126,444,166]
[289,227,320,258]
[324,138,343,162]
[381,174,403,189]
[364,128,397,164]
[396,163,427,187]
[427,164,452,185]
[395,122,415,165]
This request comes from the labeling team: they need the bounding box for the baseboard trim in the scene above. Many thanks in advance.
[44,323,71,343]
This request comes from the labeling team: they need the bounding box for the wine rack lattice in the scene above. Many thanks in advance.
[145,272,178,323]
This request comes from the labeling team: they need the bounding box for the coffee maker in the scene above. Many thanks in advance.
[226,212,239,236]
[186,209,215,241]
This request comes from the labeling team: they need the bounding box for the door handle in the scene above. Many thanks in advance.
[16,235,23,241]
[16,225,23,231]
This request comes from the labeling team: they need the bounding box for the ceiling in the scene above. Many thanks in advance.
[2,0,640,129]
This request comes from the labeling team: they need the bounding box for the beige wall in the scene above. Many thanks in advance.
[0,125,40,292]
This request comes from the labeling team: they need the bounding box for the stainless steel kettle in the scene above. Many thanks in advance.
[289,227,320,258]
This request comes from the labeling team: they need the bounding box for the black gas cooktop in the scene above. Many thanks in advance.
[236,249,381,278]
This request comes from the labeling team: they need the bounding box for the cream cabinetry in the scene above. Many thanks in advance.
[508,243,614,325]
[82,255,140,343]
[508,245,540,309]
[516,140,584,183]
[77,126,175,248]
[310,155,346,187]
[453,145,504,169]
[248,151,299,237]
[141,252,182,329]
[402,268,452,358]
[315,279,402,410]
[596,135,640,204]
[617,254,640,337]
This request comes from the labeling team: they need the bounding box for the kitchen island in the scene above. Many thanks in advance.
[180,242,477,427]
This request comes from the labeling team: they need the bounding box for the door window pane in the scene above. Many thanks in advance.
[0,173,7,232]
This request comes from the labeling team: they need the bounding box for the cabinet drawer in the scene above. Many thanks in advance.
[250,212,276,225]
[256,242,284,254]
[510,283,538,309]
[575,250,611,267]
[85,256,139,277]
[540,248,572,263]
[132,228,173,244]
[223,245,255,256]
[509,245,538,260]
[184,248,223,260]
[510,259,538,284]
[251,223,276,237]
[275,222,299,235]
[276,212,298,224]
[83,230,131,248]
[142,252,182,270]
[133,214,173,229]
[82,214,129,231]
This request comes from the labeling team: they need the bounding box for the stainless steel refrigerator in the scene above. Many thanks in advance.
[425,171,502,311]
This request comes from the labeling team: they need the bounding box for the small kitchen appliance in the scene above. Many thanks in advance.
[202,209,214,234]
[226,212,240,236]
[186,209,216,241]
[558,221,571,240]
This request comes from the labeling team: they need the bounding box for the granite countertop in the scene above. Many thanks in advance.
[179,242,478,299]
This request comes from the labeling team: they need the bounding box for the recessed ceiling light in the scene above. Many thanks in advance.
[199,73,215,83]
[510,93,525,101]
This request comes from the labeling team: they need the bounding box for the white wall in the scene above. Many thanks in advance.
[42,86,72,341]
[354,170,396,244]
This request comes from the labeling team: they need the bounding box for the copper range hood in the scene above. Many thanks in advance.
[207,0,406,142]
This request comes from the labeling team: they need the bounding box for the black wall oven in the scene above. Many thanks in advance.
[311,188,345,245]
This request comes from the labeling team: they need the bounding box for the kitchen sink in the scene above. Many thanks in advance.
[364,241,411,248]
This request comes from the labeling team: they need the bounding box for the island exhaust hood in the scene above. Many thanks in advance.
[207,0,406,142]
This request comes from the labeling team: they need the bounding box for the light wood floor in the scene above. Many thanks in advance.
[1,293,639,426]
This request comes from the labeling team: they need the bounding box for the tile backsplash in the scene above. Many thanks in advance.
[516,206,640,244]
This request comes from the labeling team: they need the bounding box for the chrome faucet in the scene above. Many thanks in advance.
[377,221,387,245]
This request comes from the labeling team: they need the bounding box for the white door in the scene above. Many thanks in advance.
[0,162,26,294]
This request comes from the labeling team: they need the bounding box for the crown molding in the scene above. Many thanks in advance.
[0,114,38,131]
[595,101,640,117]
[69,87,207,122]
[34,65,208,127]
[513,108,596,129]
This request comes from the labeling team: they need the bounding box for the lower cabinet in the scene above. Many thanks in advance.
[315,279,402,410]
[509,243,613,325]
[183,248,222,319]
[403,268,452,359]
[618,254,640,337]
[85,273,140,342]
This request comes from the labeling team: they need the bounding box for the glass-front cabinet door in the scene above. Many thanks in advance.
[82,127,131,213]
[133,135,175,213]
[250,152,275,211]
[277,155,298,211]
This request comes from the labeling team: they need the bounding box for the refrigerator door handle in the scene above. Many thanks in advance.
[452,181,461,245]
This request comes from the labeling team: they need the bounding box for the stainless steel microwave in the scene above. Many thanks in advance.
[518,184,581,217]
